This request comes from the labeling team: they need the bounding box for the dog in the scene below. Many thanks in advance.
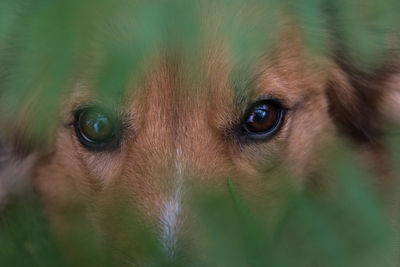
[0,2,399,265]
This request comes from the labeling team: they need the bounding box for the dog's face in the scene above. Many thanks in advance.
[33,31,337,257]
[25,14,398,263]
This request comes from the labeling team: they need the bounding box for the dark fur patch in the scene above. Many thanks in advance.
[326,61,397,144]
[323,1,399,144]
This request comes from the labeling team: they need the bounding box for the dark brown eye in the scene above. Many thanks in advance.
[74,107,121,150]
[241,100,285,140]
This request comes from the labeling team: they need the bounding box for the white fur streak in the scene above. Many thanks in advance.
[160,148,183,258]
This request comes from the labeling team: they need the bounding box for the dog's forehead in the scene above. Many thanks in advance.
[64,50,327,120]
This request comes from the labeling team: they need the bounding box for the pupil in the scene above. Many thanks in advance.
[254,109,267,121]
[81,111,113,142]
[90,115,107,133]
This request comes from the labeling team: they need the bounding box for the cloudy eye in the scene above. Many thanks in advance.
[74,106,121,151]
[241,100,285,140]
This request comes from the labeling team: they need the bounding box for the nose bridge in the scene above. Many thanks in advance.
[132,67,200,256]
[138,64,218,168]
[128,63,234,256]
[155,120,226,259]
[157,145,184,257]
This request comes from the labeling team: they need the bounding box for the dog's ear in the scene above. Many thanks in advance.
[0,95,56,210]
[322,2,400,145]
[0,134,36,210]
[0,81,40,210]
[326,59,399,145]
[325,57,399,196]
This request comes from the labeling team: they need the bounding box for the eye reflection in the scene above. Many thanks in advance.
[81,112,113,142]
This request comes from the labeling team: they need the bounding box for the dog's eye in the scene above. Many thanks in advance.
[241,100,285,140]
[74,107,121,150]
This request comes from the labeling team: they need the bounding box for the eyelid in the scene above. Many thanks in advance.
[252,95,290,111]
[64,102,103,128]
[241,97,287,121]
[72,103,123,122]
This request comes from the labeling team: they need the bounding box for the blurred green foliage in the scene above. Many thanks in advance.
[0,141,398,266]
[0,0,399,266]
